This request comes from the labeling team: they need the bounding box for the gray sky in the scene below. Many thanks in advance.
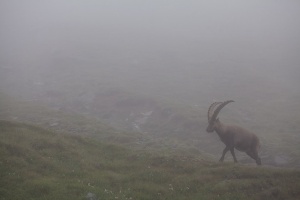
[2,0,299,54]
[1,0,300,96]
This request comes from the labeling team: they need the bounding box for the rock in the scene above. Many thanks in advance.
[49,122,59,127]
[86,192,98,200]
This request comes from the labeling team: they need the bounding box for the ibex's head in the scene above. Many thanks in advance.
[206,100,234,133]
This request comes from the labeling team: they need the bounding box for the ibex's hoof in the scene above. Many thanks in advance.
[257,161,262,166]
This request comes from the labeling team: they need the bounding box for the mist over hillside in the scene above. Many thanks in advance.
[1,0,300,167]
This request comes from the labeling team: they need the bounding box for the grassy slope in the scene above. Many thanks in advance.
[1,120,300,200]
[0,93,211,159]
[1,90,300,167]
[0,93,144,145]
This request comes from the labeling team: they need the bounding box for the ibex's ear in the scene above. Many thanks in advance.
[216,118,220,122]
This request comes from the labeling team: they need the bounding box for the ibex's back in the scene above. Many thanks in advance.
[221,124,260,152]
[206,101,261,165]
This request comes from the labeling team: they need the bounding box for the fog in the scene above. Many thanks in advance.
[1,1,299,101]
[1,1,300,165]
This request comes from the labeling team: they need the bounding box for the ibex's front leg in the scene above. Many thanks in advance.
[230,148,238,163]
[219,146,238,163]
[219,146,229,162]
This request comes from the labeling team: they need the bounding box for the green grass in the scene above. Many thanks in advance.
[0,93,143,144]
[1,120,300,200]
[1,91,300,167]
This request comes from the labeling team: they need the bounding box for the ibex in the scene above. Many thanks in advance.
[206,100,261,165]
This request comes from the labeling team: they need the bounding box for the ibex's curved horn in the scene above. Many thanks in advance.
[207,102,222,122]
[209,100,234,124]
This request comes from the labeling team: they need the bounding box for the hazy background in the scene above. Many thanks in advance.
[1,0,300,165]
[1,0,300,111]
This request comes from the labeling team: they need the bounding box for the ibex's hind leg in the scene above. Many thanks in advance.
[253,150,261,165]
[256,157,262,165]
[246,150,261,166]
[219,146,230,162]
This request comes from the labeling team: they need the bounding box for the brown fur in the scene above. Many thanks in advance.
[206,102,261,165]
